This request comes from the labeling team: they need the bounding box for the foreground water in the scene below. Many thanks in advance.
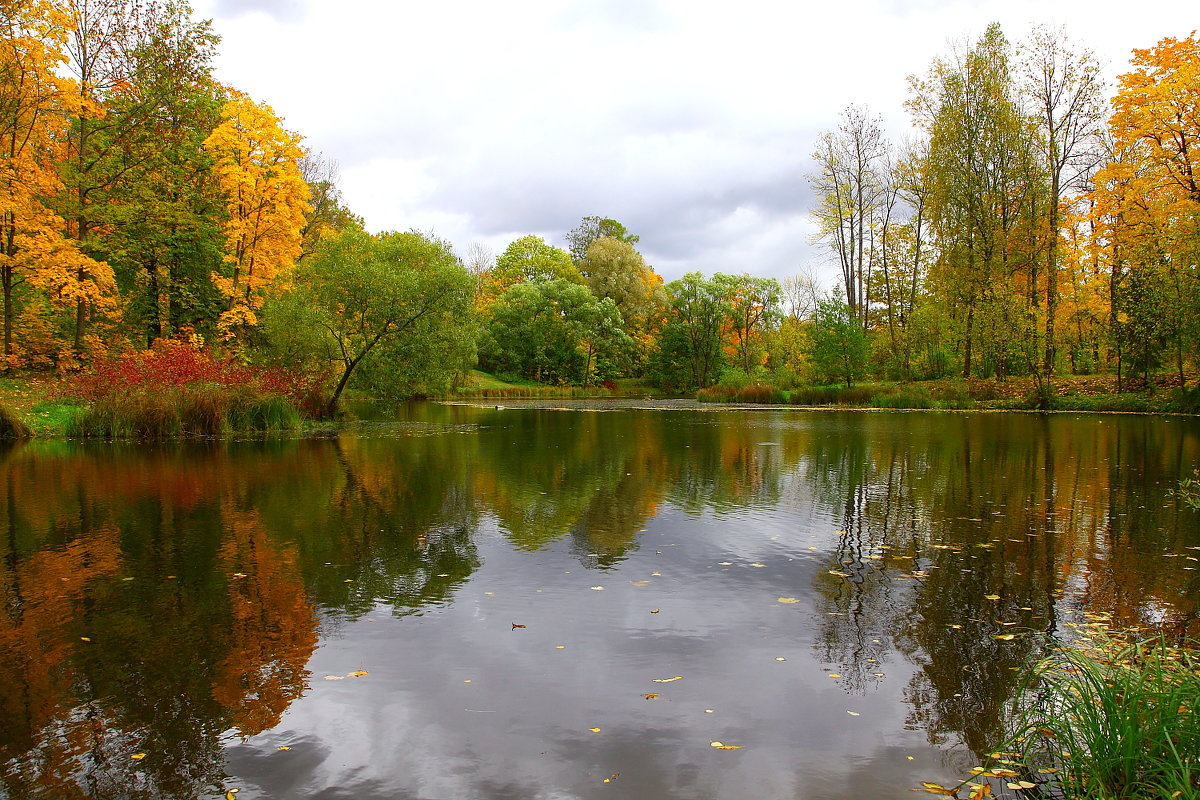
[1,406,1198,800]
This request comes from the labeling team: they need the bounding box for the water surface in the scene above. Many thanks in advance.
[2,407,1198,799]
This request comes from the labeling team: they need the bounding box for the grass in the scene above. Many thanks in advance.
[65,385,301,439]
[0,403,32,439]
[943,632,1200,800]
[447,370,618,399]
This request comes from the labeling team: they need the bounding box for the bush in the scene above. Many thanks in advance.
[869,388,933,409]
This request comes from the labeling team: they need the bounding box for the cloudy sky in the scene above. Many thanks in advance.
[188,0,1197,286]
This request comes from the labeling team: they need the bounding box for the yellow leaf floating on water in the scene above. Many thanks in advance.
[985,594,1001,600]
[323,675,344,681]
[710,741,743,749]
[749,563,766,568]
[226,791,240,800]
[602,773,620,783]
[968,783,993,800]
[777,597,799,604]
[1006,782,1037,790]
[652,676,683,683]
[993,634,1017,641]
[642,693,659,699]
[847,711,860,716]
[347,670,368,677]
[828,673,842,678]
[828,570,851,577]
[80,637,91,642]
[775,657,786,661]
[630,580,649,587]
[591,586,604,591]
[278,746,291,751]
[589,727,602,732]
[650,609,661,614]
[989,768,1020,778]
[131,753,146,760]
[918,782,957,796]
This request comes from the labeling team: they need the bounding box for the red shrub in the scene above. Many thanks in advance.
[58,340,328,416]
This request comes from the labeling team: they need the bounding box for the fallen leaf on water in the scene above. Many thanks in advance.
[652,676,683,683]
[225,791,239,800]
[872,673,886,677]
[718,561,733,566]
[80,637,91,642]
[347,670,368,677]
[917,782,957,796]
[556,645,566,649]
[1006,782,1037,790]
[993,634,1017,641]
[828,673,842,678]
[630,580,649,587]
[436,573,449,577]
[322,675,344,681]
[847,711,860,716]
[642,693,659,699]
[777,597,799,604]
[775,657,786,661]
[749,563,766,568]
[650,609,661,614]
[828,570,851,577]
[984,594,1001,600]
[1037,768,1060,775]
[988,768,1020,778]
[512,623,526,629]
[278,746,291,751]
[591,586,604,591]
[704,709,714,713]
[589,727,602,732]
[710,741,743,749]
[968,783,993,800]
[131,753,146,760]
[603,773,620,783]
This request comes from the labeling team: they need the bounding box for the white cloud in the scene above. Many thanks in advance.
[191,0,1200,283]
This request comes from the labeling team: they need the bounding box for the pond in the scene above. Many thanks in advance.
[1,406,1198,799]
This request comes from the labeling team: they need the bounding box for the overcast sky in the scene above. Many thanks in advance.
[188,0,1197,287]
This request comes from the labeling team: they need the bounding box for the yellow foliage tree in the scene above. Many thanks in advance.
[1,0,114,367]
[203,92,309,340]
[1093,33,1200,386]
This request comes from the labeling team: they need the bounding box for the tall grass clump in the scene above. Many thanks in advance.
[59,340,311,438]
[0,404,31,439]
[869,388,934,409]
[696,383,785,403]
[968,634,1200,800]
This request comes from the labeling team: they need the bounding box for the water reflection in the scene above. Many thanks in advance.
[0,409,1197,798]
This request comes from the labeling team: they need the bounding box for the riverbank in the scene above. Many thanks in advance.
[3,372,1198,438]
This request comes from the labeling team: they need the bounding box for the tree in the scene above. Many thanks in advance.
[910,23,1049,378]
[481,279,629,385]
[203,92,309,341]
[564,215,639,264]
[298,149,360,260]
[713,273,782,374]
[1,0,113,365]
[652,272,731,390]
[1018,25,1106,370]
[263,227,475,414]
[809,105,890,327]
[1092,33,1200,387]
[806,293,869,386]
[483,234,580,304]
[92,1,227,347]
[578,236,666,370]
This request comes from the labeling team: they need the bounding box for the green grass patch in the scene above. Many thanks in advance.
[938,632,1200,800]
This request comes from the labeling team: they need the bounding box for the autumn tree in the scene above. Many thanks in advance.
[1093,32,1200,387]
[1018,25,1106,370]
[714,273,782,374]
[1,0,113,365]
[910,23,1050,378]
[203,92,309,341]
[578,236,666,370]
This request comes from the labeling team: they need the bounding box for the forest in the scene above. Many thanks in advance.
[2,0,1199,419]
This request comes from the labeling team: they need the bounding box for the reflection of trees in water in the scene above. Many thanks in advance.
[802,413,1200,755]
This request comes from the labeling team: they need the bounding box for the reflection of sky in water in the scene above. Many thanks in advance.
[2,408,1198,799]
[228,513,935,800]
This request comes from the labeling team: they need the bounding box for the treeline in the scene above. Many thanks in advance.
[2,3,1197,408]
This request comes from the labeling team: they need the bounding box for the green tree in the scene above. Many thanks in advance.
[578,236,666,370]
[486,235,580,300]
[480,279,629,385]
[714,273,782,374]
[564,215,639,264]
[263,227,475,415]
[806,293,869,386]
[651,272,731,390]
